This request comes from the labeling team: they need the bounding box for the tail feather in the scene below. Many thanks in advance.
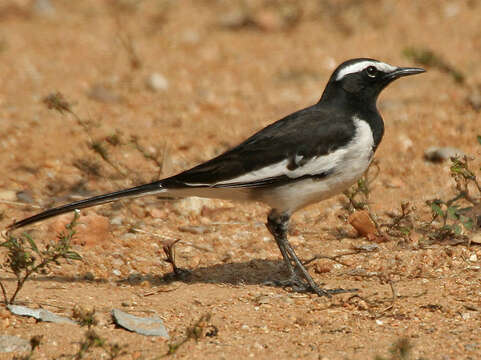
[8,181,165,231]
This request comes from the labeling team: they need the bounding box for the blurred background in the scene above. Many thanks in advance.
[0,1,480,359]
[0,0,479,196]
[0,0,479,190]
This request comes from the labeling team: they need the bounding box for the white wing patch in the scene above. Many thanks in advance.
[335,60,397,81]
[213,149,343,186]
[185,116,373,187]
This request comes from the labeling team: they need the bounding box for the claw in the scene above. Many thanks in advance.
[275,275,336,297]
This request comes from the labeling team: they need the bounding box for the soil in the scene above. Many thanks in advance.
[0,1,480,359]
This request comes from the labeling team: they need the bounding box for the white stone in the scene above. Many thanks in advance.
[146,73,169,92]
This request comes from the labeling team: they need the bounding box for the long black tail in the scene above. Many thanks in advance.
[8,181,165,231]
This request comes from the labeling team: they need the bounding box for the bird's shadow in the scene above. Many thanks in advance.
[0,259,293,290]
[136,258,289,288]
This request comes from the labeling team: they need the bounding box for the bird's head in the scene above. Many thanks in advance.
[320,58,425,109]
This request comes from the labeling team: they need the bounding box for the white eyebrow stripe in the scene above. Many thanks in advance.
[335,61,397,81]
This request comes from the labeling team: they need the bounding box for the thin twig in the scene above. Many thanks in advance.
[0,200,42,208]
[143,285,181,297]
[131,228,212,252]
[381,280,398,312]
[303,250,362,267]
[0,281,8,305]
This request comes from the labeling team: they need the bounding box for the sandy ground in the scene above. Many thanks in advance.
[0,1,480,359]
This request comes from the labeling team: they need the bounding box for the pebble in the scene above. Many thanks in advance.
[87,84,122,103]
[111,309,169,338]
[314,261,332,274]
[7,305,75,324]
[348,210,376,238]
[254,9,284,31]
[178,225,211,234]
[219,9,249,29]
[146,73,169,92]
[424,146,465,162]
[181,30,200,44]
[112,269,121,276]
[33,0,55,16]
[172,197,215,216]
[469,253,477,262]
[110,216,123,225]
[149,207,168,218]
[16,190,34,203]
[383,177,405,189]
[353,243,379,252]
[398,134,413,151]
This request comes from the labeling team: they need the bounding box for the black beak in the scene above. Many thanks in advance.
[385,67,426,80]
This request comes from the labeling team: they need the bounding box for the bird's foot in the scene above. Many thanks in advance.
[275,275,358,297]
[274,275,327,297]
[162,267,191,282]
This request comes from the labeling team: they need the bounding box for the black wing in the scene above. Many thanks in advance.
[165,104,355,187]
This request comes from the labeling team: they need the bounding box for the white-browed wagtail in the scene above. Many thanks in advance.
[9,58,425,296]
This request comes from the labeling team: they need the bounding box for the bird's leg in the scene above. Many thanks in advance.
[266,210,296,278]
[266,210,332,297]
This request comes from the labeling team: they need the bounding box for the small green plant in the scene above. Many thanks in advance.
[130,135,165,179]
[72,305,98,329]
[72,307,126,360]
[343,160,380,212]
[0,211,82,304]
[425,198,473,240]
[421,155,480,242]
[43,92,165,183]
[165,313,217,356]
[43,92,128,178]
[381,201,416,240]
[450,155,481,204]
[73,329,106,360]
[382,150,480,245]
[375,337,414,360]
[12,335,43,360]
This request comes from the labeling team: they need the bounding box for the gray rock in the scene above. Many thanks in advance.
[87,84,122,103]
[353,243,379,252]
[178,225,211,234]
[112,309,169,338]
[424,146,465,162]
[219,9,250,29]
[0,335,31,353]
[16,190,34,203]
[33,0,55,16]
[7,305,76,324]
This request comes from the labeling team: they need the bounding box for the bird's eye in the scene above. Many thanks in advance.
[366,66,378,78]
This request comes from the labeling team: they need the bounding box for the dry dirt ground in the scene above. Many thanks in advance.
[0,1,481,359]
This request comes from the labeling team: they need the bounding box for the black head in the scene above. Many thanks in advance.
[320,58,425,109]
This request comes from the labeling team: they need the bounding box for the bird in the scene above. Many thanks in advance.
[8,58,425,297]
